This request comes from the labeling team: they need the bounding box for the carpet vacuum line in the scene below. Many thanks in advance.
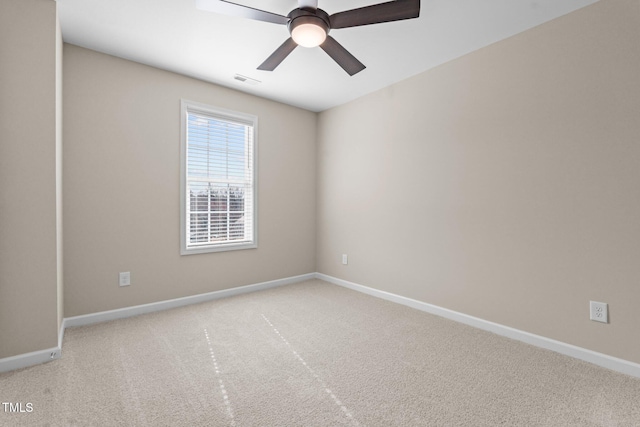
[261,314,360,426]
[204,328,237,427]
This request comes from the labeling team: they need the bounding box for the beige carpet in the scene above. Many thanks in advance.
[1,279,639,426]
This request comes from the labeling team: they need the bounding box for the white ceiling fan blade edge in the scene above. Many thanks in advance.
[196,0,289,25]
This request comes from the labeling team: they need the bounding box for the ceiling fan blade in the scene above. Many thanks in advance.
[257,38,298,71]
[330,0,420,29]
[320,36,366,76]
[298,0,318,10]
[196,0,289,25]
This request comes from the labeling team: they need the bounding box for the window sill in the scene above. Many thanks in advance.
[181,242,257,255]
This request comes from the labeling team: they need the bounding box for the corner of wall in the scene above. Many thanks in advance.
[55,0,64,336]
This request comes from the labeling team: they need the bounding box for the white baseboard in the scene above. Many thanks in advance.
[64,273,316,328]
[6,272,638,378]
[0,322,64,374]
[315,273,640,379]
[0,347,61,374]
[0,273,315,373]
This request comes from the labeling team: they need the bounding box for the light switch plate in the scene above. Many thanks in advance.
[119,272,131,287]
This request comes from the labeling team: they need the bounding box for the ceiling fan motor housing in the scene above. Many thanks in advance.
[287,8,331,39]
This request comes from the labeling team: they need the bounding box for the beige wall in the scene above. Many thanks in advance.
[63,45,317,317]
[0,0,62,358]
[317,0,640,363]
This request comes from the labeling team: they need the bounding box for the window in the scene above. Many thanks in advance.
[180,100,257,254]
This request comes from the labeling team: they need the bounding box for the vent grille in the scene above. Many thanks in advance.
[233,74,261,85]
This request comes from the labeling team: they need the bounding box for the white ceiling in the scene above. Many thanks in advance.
[57,0,598,112]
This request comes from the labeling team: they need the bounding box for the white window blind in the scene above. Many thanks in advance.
[180,101,257,254]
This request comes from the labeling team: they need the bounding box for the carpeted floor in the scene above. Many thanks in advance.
[1,279,639,426]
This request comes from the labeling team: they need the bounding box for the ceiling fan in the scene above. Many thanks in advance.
[196,0,421,76]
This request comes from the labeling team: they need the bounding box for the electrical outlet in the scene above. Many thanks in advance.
[119,272,131,287]
[589,301,608,323]
[342,254,348,265]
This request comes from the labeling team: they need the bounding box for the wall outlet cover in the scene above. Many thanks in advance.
[589,301,608,323]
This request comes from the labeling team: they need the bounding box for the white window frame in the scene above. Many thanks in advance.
[180,100,258,255]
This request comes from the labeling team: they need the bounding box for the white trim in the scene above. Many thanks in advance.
[0,273,313,373]
[65,273,314,328]
[58,319,66,349]
[179,99,259,256]
[5,272,638,379]
[0,323,64,374]
[315,273,640,379]
[0,347,61,374]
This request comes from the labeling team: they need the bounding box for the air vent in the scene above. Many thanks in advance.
[233,74,261,85]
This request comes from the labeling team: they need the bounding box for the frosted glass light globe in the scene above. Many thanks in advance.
[291,23,327,48]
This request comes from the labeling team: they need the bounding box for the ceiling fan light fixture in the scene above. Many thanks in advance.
[289,15,329,48]
[292,23,326,47]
